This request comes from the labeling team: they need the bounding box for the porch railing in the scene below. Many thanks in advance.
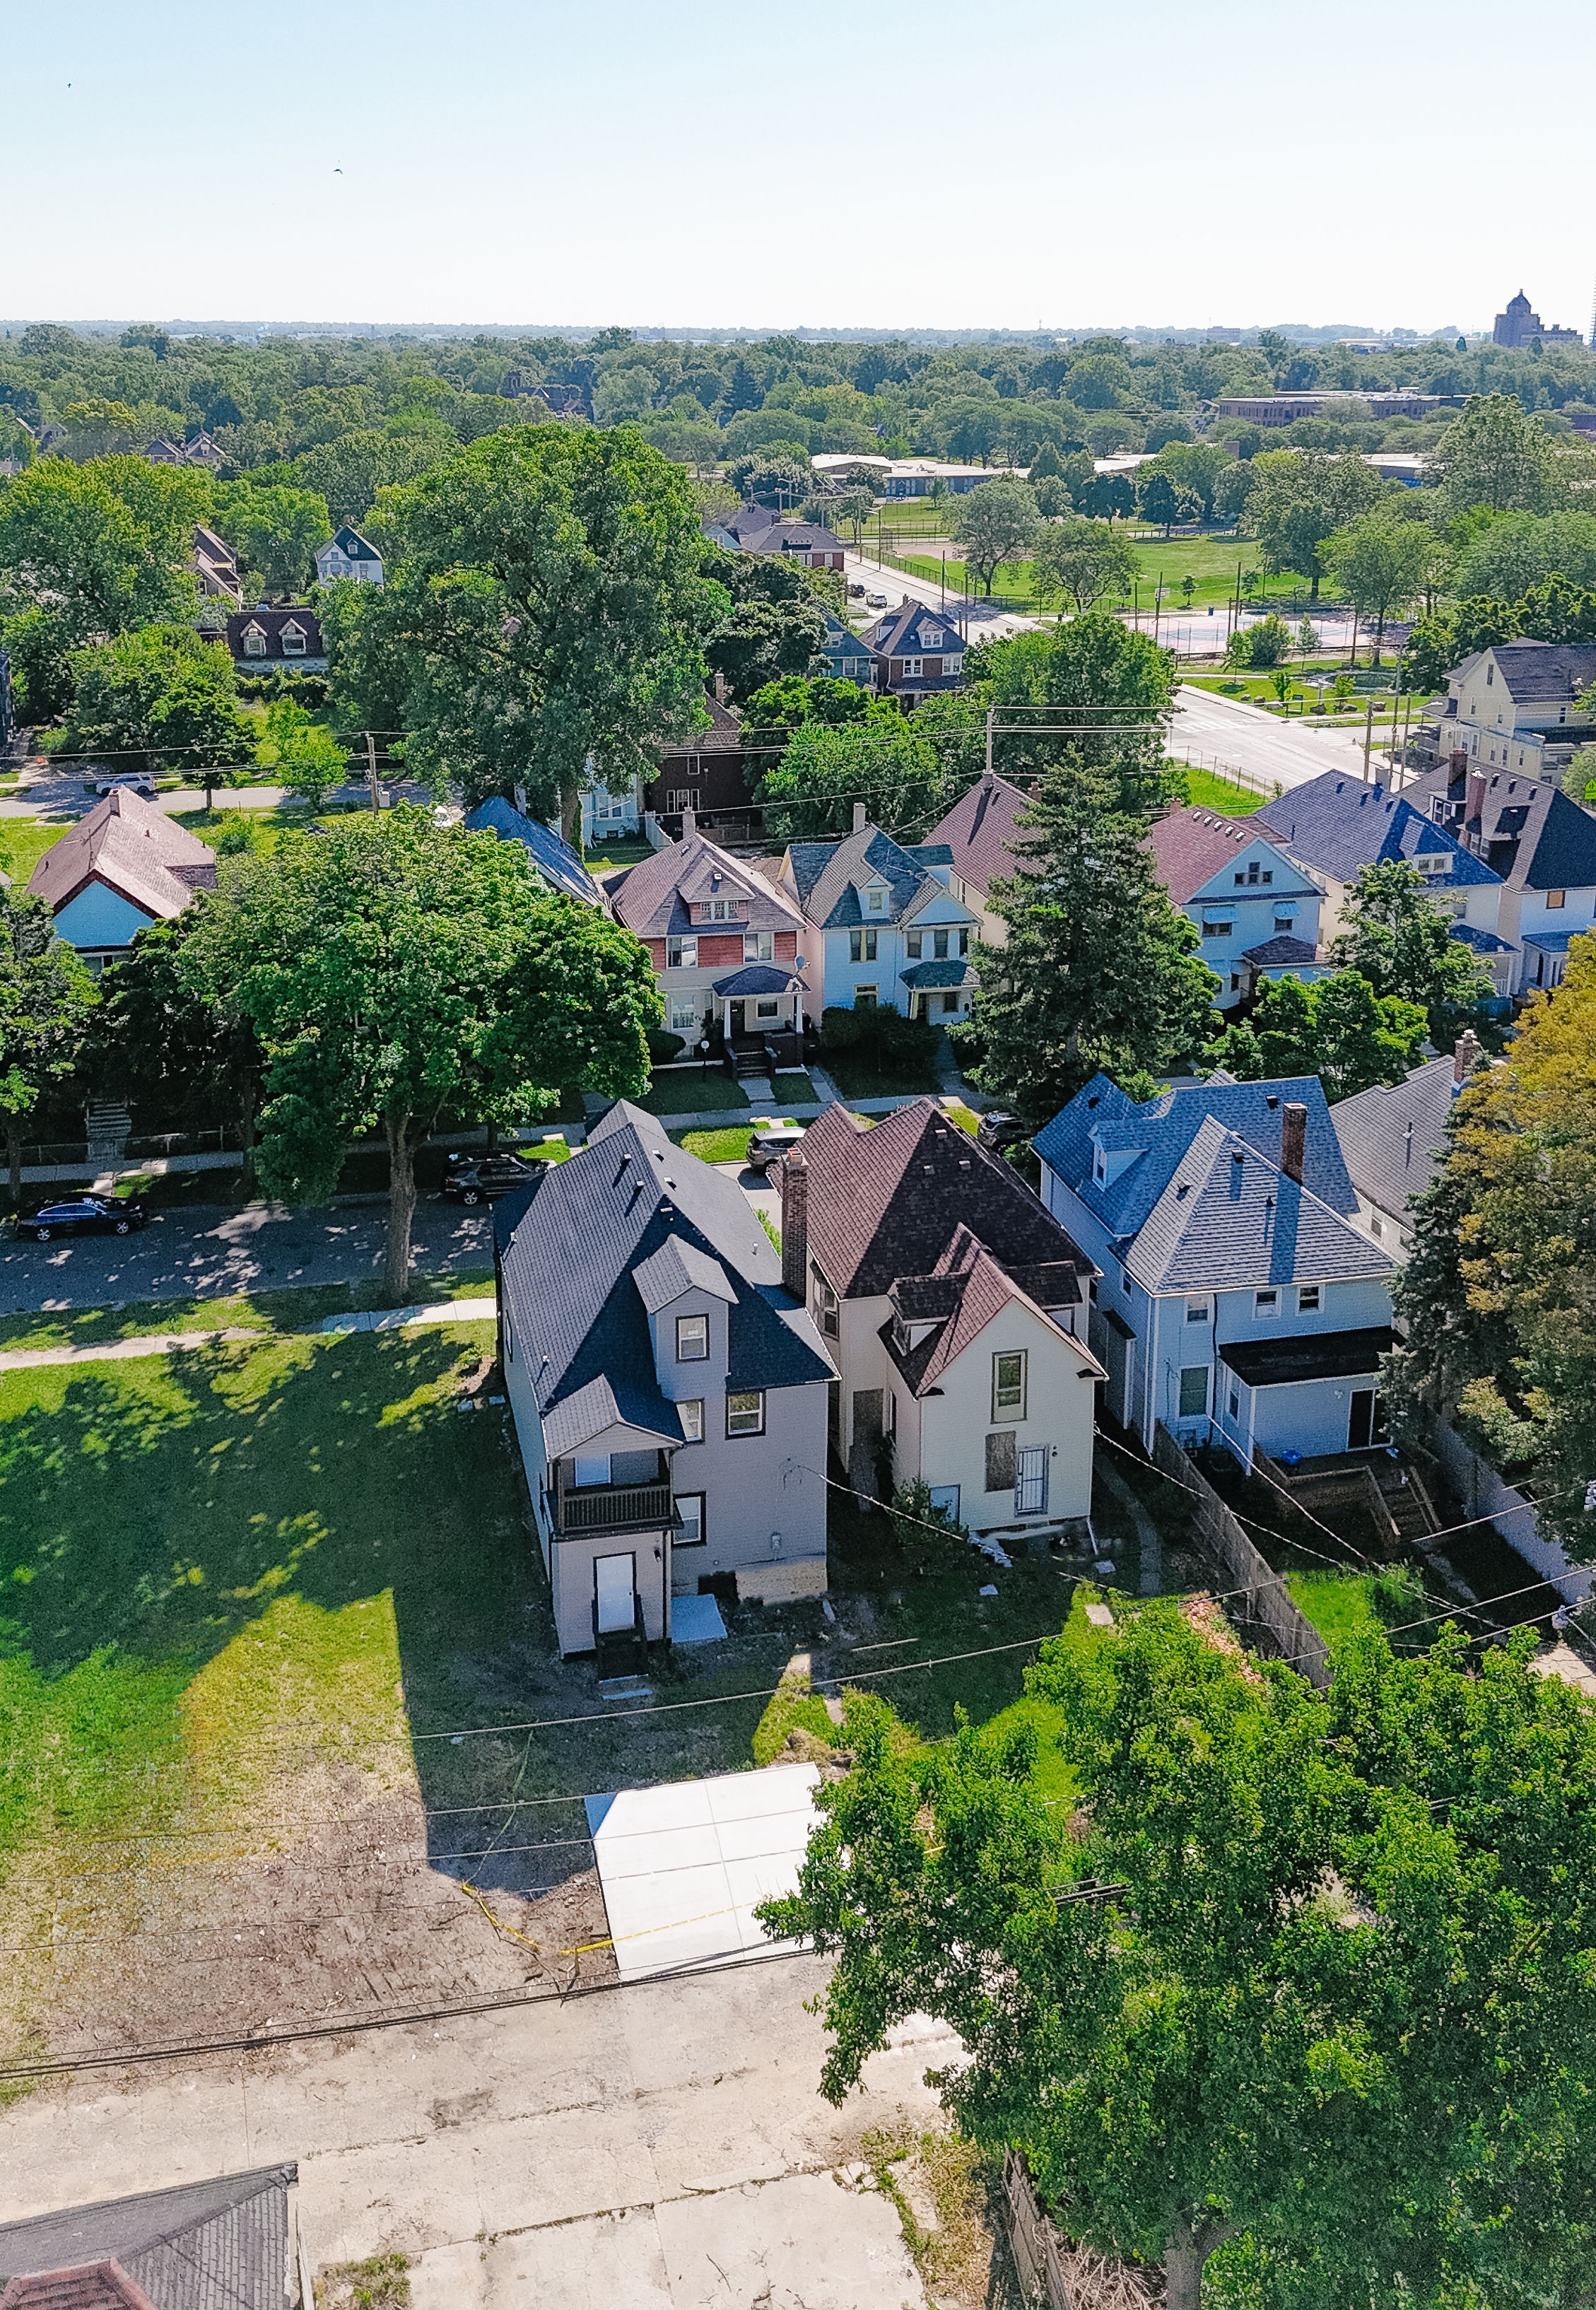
[554,1479,675,1537]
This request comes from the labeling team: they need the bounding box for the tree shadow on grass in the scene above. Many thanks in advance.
[0,1330,596,1894]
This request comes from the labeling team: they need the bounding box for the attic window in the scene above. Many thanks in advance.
[865,886,886,913]
[1093,1147,1107,1185]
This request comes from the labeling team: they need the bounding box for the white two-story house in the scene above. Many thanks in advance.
[1148,805,1328,1009]
[1403,759,1596,995]
[1429,641,1596,787]
[777,807,980,1020]
[1035,1074,1395,1470]
[495,1101,835,1663]
[787,1099,1104,1540]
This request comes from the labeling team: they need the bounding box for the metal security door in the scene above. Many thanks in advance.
[1015,1446,1048,1517]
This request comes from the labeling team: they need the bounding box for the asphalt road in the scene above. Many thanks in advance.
[0,1197,495,1315]
[0,1956,953,2309]
[1170,683,1383,794]
[843,549,1035,640]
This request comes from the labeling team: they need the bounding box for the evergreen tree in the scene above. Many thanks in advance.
[960,763,1218,1120]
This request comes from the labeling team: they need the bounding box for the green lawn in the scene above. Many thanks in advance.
[676,1122,763,1163]
[639,1069,750,1117]
[1287,1571,1385,1644]
[0,821,68,882]
[0,1270,496,1355]
[1175,767,1272,816]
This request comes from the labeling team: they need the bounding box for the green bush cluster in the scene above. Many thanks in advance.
[821,1004,939,1066]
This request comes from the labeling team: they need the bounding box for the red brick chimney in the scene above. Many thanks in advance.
[1281,1101,1307,1185]
[780,1149,808,1303]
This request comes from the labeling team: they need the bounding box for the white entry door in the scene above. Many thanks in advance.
[594,1552,637,1634]
[1015,1446,1048,1518]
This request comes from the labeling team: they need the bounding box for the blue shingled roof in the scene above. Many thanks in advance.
[1127,1113,1391,1294]
[785,826,963,929]
[495,1102,831,1451]
[1254,773,1502,893]
[1033,1072,1359,1245]
[465,798,603,906]
[711,963,803,996]
[1450,922,1516,954]
[900,958,970,987]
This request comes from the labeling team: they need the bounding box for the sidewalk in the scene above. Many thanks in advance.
[0,1296,498,1376]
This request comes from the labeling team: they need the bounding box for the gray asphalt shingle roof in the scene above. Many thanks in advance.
[1034,1072,1359,1245]
[0,2168,294,2309]
[464,799,602,907]
[1254,773,1501,893]
[1329,1054,1461,1226]
[1126,1114,1391,1294]
[495,1101,831,1450]
[784,826,968,930]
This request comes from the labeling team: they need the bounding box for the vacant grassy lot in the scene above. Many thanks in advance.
[1176,766,1270,816]
[0,1270,495,1356]
[0,821,67,881]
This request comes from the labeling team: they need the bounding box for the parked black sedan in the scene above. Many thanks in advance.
[437,1151,536,1207]
[18,1195,150,1243]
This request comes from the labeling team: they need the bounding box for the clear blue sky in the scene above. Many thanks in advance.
[9,0,1593,336]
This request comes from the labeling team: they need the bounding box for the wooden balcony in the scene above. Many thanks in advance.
[553,1474,676,1537]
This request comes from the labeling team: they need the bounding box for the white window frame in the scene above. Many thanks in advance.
[1296,1284,1321,1314]
[242,627,267,657]
[666,937,698,970]
[677,1398,705,1443]
[280,625,307,657]
[744,929,774,961]
[726,1388,765,1438]
[676,1312,709,1362]
[754,997,780,1021]
[674,1491,706,1547]
[1255,1289,1281,1320]
[864,886,886,914]
[1185,1297,1210,1324]
[669,996,700,1033]
[928,1484,960,1523]
[1178,1365,1209,1419]
[855,983,878,1006]
[992,1349,1027,1422]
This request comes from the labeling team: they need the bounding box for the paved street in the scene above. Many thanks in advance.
[0,1957,953,2309]
[0,1197,495,1315]
[843,549,1035,640]
[1170,683,1383,795]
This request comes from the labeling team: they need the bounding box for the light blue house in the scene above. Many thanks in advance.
[1035,1073,1395,1467]
[1147,805,1328,1010]
[775,811,980,1019]
[820,612,874,686]
[28,786,217,971]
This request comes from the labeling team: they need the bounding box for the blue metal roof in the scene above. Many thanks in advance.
[1255,773,1502,892]
[1449,922,1516,954]
[465,798,602,906]
[1034,1071,1360,1245]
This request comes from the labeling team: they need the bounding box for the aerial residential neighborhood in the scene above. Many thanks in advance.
[1,13,1595,2305]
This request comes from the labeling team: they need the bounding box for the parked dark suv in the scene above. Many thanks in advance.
[18,1194,150,1243]
[438,1151,536,1206]
[975,1110,1030,1155]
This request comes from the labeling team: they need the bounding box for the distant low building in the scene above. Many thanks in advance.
[28,787,217,970]
[1403,754,1596,995]
[314,524,384,585]
[712,503,845,569]
[1492,290,1583,350]
[1211,391,1453,426]
[819,611,874,686]
[146,430,226,469]
[225,606,327,674]
[644,691,751,831]
[1426,639,1596,788]
[501,373,592,418]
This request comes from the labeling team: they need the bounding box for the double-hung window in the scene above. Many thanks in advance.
[667,936,698,970]
[850,928,878,963]
[744,930,774,962]
[726,1390,765,1438]
[1254,1289,1280,1320]
[676,1313,709,1361]
[677,1398,705,1442]
[669,995,700,1033]
[674,1492,706,1547]
[992,1349,1026,1421]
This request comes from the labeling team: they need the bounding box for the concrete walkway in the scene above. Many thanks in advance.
[0,1297,496,1374]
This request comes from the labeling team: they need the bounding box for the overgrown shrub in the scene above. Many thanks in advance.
[888,1478,968,1552]
[645,1026,686,1064]
[1226,614,1293,669]
[752,1664,840,1766]
[821,1004,939,1067]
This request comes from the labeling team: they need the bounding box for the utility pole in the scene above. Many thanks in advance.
[985,707,994,782]
[1362,695,1375,782]
[366,731,380,811]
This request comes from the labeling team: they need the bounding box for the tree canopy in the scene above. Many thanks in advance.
[1387,935,1596,1548]
[1245,450,1385,600]
[1029,516,1139,614]
[180,810,660,1297]
[1428,392,1559,516]
[324,423,709,822]
[763,1600,1596,2309]
[754,713,944,843]
[1319,505,1438,662]
[0,887,96,1198]
[61,623,256,780]
[1330,859,1495,1045]
[951,477,1040,594]
[1207,968,1428,1100]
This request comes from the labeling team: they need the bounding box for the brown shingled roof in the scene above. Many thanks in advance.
[605,829,804,940]
[27,790,217,926]
[1148,805,1273,904]
[801,1096,1096,1301]
[1,2262,160,2309]
[923,773,1031,899]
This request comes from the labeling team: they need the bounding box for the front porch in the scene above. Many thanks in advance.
[710,963,809,1078]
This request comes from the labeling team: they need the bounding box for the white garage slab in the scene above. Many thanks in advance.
[587,1763,821,1983]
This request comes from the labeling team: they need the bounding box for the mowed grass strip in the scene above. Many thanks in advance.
[0,1271,496,1357]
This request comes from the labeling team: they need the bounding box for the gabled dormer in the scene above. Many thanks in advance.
[1089,1133,1145,1192]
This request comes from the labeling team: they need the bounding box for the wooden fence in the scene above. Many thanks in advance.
[1151,1424,1330,1690]
[1002,2154,1165,2309]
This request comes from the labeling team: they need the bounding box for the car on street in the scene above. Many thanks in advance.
[866,591,888,608]
[847,581,866,598]
[93,772,157,798]
[743,1122,807,1177]
[975,1110,1029,1155]
[437,1150,536,1205]
[17,1194,150,1243]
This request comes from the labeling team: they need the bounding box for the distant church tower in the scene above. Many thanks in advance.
[1493,290,1539,348]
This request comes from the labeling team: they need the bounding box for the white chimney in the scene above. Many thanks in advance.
[852,802,867,834]
[681,808,696,841]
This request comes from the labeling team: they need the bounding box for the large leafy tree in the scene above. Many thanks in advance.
[215,481,332,597]
[61,624,257,780]
[1318,505,1438,664]
[181,810,660,1298]
[976,612,1180,812]
[1029,516,1139,614]
[1387,935,1596,1546]
[1428,392,1558,516]
[324,424,708,823]
[89,916,265,1189]
[0,457,204,720]
[763,1605,1596,2309]
[1245,449,1385,600]
[1207,968,1427,1101]
[1330,859,1494,1045]
[959,763,1218,1120]
[951,477,1040,594]
[0,889,96,1201]
[754,714,944,843]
